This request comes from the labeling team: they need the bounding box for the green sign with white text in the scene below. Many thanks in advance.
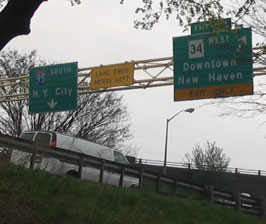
[173,28,253,101]
[190,18,232,35]
[29,62,78,113]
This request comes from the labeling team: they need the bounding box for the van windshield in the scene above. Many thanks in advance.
[114,151,129,165]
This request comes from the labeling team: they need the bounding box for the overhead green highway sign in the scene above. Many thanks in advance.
[29,62,78,113]
[173,27,253,101]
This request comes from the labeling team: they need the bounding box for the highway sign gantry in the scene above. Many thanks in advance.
[173,27,253,101]
[29,62,78,114]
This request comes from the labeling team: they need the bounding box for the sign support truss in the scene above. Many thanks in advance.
[0,47,265,103]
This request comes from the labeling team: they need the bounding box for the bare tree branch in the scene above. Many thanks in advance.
[0,49,136,155]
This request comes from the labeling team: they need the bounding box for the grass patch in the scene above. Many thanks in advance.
[0,161,263,224]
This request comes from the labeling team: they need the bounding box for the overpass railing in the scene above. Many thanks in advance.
[135,158,266,176]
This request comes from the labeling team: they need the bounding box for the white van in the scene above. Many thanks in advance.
[11,130,138,188]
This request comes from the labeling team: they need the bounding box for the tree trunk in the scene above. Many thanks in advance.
[0,0,47,51]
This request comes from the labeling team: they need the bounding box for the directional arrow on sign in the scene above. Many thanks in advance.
[237,36,247,52]
[48,99,58,109]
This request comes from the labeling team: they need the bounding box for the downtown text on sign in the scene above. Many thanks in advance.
[29,62,78,113]
[90,63,134,90]
[173,27,253,101]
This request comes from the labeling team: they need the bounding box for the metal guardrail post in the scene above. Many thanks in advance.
[204,185,214,202]
[78,153,84,179]
[29,150,36,170]
[173,179,177,195]
[156,174,161,193]
[260,199,266,216]
[138,167,144,190]
[99,159,105,184]
[234,192,241,211]
[119,165,125,188]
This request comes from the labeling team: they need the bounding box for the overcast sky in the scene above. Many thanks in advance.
[4,0,266,170]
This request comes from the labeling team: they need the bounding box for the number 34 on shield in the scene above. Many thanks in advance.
[189,39,204,59]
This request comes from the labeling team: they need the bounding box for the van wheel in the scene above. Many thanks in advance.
[66,170,79,178]
[129,184,138,189]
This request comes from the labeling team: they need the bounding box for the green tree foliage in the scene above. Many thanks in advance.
[120,0,256,30]
[185,141,231,187]
[185,141,230,171]
[0,0,260,51]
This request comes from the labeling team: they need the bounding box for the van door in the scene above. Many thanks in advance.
[109,150,138,187]
[81,151,128,187]
[97,150,134,187]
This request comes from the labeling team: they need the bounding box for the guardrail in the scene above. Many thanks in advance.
[0,133,264,216]
[135,158,266,176]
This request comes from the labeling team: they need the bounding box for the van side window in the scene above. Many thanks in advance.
[114,151,128,165]
[34,133,51,146]
[20,133,35,141]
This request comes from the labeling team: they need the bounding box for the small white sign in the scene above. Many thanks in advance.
[189,39,204,58]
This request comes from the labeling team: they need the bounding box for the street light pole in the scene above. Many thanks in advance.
[163,108,195,175]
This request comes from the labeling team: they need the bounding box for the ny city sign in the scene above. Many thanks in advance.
[29,62,78,113]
